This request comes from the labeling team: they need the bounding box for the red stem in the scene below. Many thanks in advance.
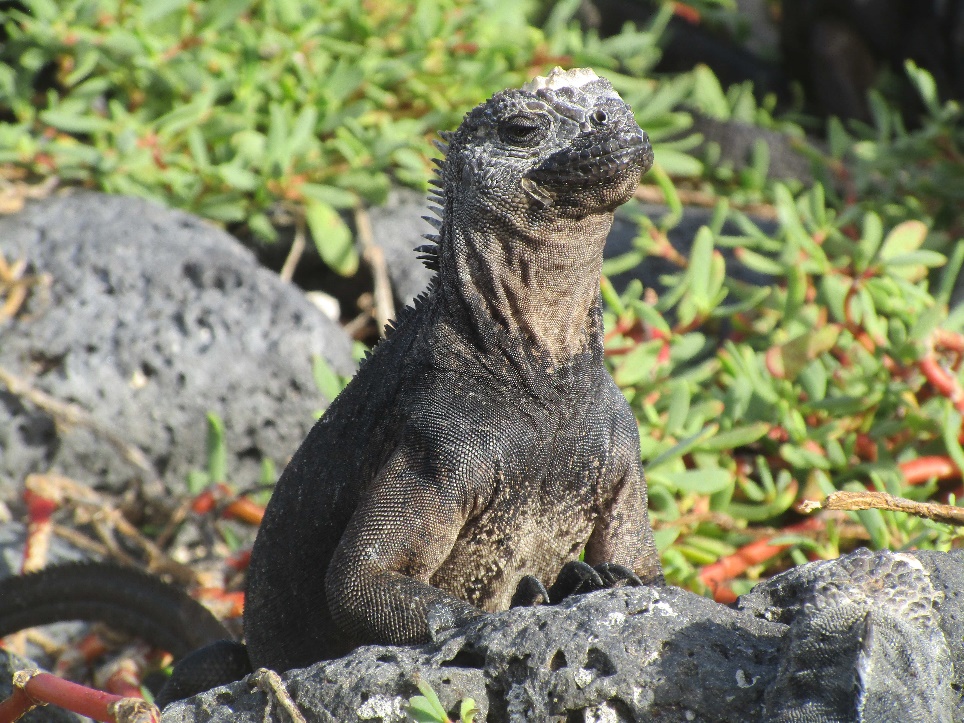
[699,518,824,603]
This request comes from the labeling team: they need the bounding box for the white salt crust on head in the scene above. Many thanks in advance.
[521,67,600,92]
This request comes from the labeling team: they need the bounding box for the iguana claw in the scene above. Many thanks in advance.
[510,575,551,607]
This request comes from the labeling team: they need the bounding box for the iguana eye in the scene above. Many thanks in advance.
[499,114,547,147]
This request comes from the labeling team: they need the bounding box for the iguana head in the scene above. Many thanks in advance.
[439,67,653,220]
[422,68,653,367]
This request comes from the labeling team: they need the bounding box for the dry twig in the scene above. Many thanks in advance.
[802,490,964,526]
[25,474,199,584]
[354,206,395,336]
[278,214,307,283]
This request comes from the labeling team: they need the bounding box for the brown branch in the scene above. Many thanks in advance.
[802,490,964,526]
[278,215,307,283]
[26,474,198,585]
[354,206,395,337]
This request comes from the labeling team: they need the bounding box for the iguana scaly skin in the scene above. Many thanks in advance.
[243,66,660,672]
[0,68,661,703]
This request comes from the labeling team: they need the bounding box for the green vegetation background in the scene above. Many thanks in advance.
[3,0,964,598]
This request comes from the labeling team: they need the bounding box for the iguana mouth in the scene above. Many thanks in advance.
[525,135,654,186]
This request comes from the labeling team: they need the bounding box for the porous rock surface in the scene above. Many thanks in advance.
[155,548,963,723]
[0,192,355,498]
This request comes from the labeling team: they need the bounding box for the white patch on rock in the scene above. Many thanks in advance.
[574,667,596,688]
[651,600,678,617]
[632,686,655,707]
[357,694,407,721]
[735,669,758,688]
[583,701,622,723]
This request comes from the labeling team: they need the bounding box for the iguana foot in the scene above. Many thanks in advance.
[548,561,643,603]
[510,575,550,607]
[155,639,251,708]
[512,562,645,608]
[594,562,644,588]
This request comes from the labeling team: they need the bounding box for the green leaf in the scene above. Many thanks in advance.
[652,527,681,552]
[313,355,348,403]
[646,427,716,469]
[407,698,447,723]
[766,325,840,380]
[40,109,111,134]
[141,0,190,23]
[186,470,210,496]
[665,383,691,435]
[879,220,928,261]
[199,0,257,31]
[881,250,946,282]
[248,212,278,242]
[206,412,227,483]
[304,200,358,276]
[856,212,883,270]
[459,699,478,723]
[406,679,449,723]
[218,164,259,191]
[827,116,851,158]
[654,150,703,178]
[942,408,964,477]
[695,422,770,452]
[725,483,797,522]
[734,247,783,275]
[856,508,890,549]
[301,183,358,209]
[691,64,729,119]
[657,467,732,495]
[904,60,940,114]
[820,274,850,323]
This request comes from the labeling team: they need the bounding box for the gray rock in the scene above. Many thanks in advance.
[0,192,355,498]
[689,113,814,184]
[1,549,957,721]
[161,585,785,723]
[155,548,959,722]
[740,548,964,723]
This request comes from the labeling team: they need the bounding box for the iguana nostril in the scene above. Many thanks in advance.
[592,109,608,124]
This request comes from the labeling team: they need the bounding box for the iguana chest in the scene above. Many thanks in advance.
[430,425,612,612]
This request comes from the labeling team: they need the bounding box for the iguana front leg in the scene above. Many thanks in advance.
[512,454,662,607]
[325,446,486,647]
[583,460,662,584]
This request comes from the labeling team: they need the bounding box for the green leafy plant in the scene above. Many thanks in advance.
[604,174,964,597]
[0,0,690,274]
[818,61,963,237]
[406,678,477,723]
[186,411,229,494]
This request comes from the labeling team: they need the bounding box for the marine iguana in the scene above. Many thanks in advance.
[0,67,661,705]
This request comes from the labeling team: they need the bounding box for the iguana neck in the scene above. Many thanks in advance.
[438,209,612,377]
